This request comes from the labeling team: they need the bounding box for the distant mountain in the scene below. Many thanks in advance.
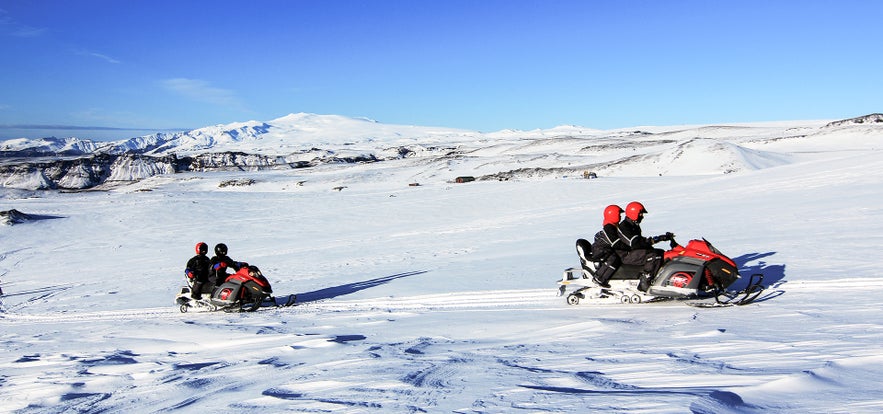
[1,113,880,191]
[0,136,101,157]
[1,113,481,158]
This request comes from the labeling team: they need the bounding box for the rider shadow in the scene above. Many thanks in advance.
[275,270,428,306]
[732,252,786,302]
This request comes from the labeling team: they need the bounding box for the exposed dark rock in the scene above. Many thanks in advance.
[825,113,883,127]
[0,209,64,225]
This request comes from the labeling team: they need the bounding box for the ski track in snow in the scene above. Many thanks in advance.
[8,274,879,325]
[2,278,882,413]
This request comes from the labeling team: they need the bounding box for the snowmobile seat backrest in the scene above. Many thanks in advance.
[575,238,599,278]
[575,239,593,265]
[576,239,592,261]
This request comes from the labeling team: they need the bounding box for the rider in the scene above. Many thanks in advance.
[588,204,626,288]
[185,242,212,299]
[210,243,247,287]
[617,201,673,292]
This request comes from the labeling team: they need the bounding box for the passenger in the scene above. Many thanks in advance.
[588,204,626,288]
[185,242,212,299]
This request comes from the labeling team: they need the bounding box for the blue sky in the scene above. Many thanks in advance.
[1,0,881,140]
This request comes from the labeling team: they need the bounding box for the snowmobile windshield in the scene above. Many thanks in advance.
[703,238,724,256]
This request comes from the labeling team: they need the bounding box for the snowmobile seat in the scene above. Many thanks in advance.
[607,264,644,280]
[575,238,643,281]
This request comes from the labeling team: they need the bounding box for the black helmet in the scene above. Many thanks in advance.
[195,242,208,255]
[214,243,228,256]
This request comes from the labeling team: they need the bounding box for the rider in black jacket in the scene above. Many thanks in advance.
[185,242,212,299]
[209,243,246,287]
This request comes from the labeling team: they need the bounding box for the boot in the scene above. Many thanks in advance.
[638,272,653,292]
[191,282,204,300]
[592,275,611,288]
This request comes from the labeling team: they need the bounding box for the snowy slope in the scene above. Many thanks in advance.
[0,137,100,155]
[1,117,883,412]
[125,113,481,156]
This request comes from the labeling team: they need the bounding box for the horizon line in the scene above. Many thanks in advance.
[0,124,191,132]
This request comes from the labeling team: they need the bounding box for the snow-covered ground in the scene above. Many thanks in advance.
[2,117,883,413]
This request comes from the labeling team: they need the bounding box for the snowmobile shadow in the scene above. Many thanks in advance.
[291,270,428,304]
[732,252,786,303]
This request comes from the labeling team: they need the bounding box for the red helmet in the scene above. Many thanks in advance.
[195,242,208,255]
[603,205,623,225]
[625,201,647,221]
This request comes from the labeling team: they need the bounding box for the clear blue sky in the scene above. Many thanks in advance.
[1,0,881,140]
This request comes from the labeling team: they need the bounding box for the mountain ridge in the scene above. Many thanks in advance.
[1,113,880,191]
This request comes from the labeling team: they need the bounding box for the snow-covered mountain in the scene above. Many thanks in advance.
[2,113,882,190]
[0,136,102,156]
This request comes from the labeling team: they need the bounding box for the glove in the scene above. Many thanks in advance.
[666,232,679,248]
[185,269,194,279]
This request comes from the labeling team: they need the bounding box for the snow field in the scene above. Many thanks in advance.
[2,120,883,412]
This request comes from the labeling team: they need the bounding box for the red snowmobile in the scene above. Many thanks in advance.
[558,237,764,306]
[176,265,293,312]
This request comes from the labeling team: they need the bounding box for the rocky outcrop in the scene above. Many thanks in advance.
[825,113,883,127]
[0,150,392,190]
[0,154,182,190]
[0,209,64,225]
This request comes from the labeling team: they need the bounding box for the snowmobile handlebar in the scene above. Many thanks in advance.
[650,232,675,244]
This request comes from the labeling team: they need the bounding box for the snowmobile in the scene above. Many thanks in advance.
[558,237,764,306]
[175,265,294,312]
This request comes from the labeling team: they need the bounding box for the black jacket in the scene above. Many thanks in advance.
[210,255,244,285]
[185,254,211,283]
[592,223,625,261]
[618,217,653,250]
